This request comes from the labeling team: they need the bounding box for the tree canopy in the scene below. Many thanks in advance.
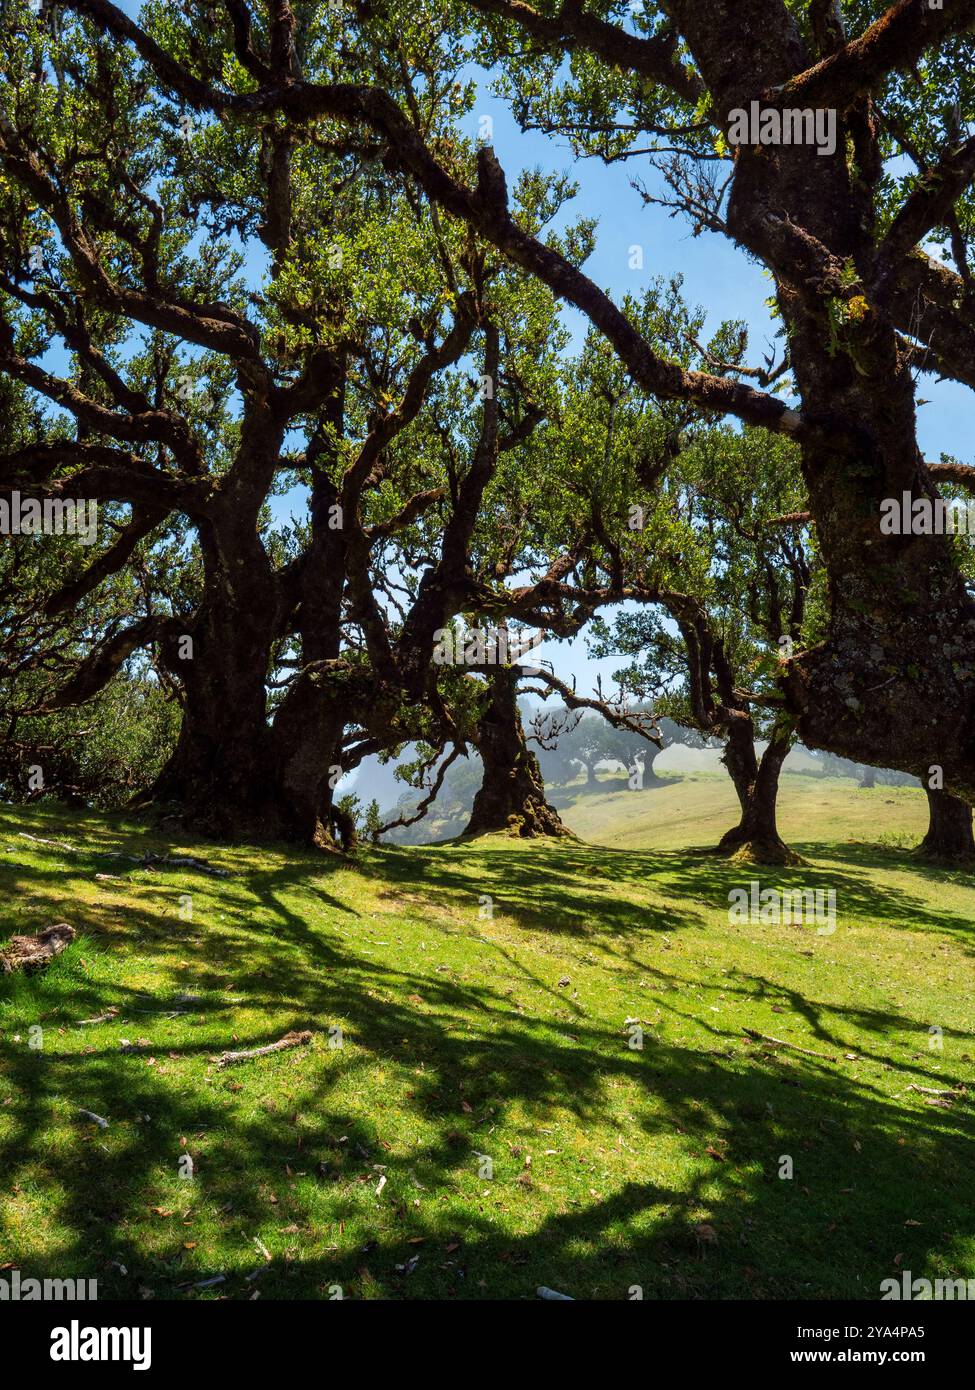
[3,0,975,847]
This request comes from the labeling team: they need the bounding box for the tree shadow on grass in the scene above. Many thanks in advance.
[652,847,975,952]
[1,806,973,1300]
[2,993,972,1301]
[368,842,700,939]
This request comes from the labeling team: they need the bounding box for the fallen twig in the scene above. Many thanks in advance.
[742,1027,836,1062]
[17,834,236,878]
[77,1108,109,1129]
[213,1030,313,1068]
[906,1084,966,1098]
[142,853,234,879]
[74,1007,119,1027]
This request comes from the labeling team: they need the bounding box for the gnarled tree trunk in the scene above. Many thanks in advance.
[270,466,352,850]
[141,480,324,845]
[143,510,285,840]
[917,788,975,863]
[668,0,975,806]
[465,666,569,838]
[151,393,359,851]
[716,716,799,865]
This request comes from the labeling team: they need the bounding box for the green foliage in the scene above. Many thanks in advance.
[587,419,817,739]
[0,666,179,809]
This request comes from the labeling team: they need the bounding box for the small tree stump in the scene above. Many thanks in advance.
[1,923,76,974]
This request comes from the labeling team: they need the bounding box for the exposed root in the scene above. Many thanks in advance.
[724,837,804,867]
[1,923,76,973]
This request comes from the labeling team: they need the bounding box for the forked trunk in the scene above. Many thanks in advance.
[466,666,570,838]
[716,717,799,865]
[139,496,339,845]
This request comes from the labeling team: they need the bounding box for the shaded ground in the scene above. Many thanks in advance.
[0,783,972,1301]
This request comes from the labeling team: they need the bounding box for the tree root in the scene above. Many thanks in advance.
[719,835,804,866]
[1,923,76,973]
[742,1027,836,1061]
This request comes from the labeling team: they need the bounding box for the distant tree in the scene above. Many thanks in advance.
[464,661,568,837]
[537,710,694,788]
[534,717,580,788]
[614,716,707,786]
[589,414,817,863]
[813,751,917,788]
[560,714,621,790]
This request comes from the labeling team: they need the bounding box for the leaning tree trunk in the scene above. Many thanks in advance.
[917,788,975,863]
[465,666,570,838]
[716,716,799,865]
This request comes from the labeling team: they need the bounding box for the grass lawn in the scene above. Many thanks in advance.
[1,775,973,1301]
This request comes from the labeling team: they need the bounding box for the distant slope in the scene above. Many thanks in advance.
[554,772,929,853]
[653,742,823,776]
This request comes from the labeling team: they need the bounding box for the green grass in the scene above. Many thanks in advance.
[553,768,929,853]
[1,775,973,1301]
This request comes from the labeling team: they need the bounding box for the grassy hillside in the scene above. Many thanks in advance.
[1,778,972,1301]
[555,769,928,853]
